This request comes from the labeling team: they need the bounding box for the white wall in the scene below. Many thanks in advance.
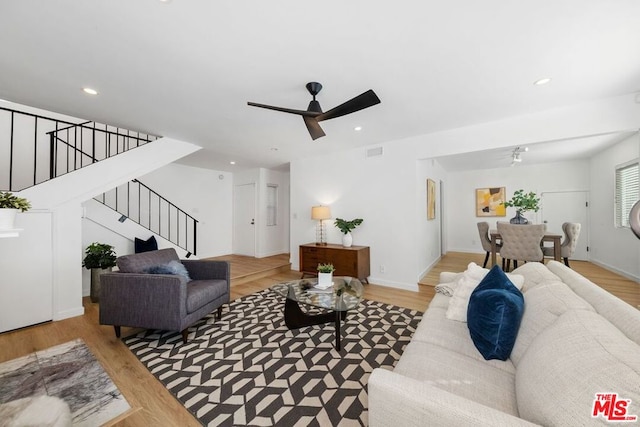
[233,168,290,258]
[259,169,290,258]
[289,94,640,290]
[417,158,447,279]
[446,159,590,253]
[589,134,640,280]
[291,144,420,290]
[138,163,233,258]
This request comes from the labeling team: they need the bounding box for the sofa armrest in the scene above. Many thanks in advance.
[368,369,539,427]
[439,271,462,285]
[99,273,187,331]
[182,260,230,282]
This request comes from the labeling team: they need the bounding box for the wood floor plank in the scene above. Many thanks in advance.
[0,251,636,425]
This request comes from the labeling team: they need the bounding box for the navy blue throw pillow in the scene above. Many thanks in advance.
[135,235,158,253]
[467,264,524,361]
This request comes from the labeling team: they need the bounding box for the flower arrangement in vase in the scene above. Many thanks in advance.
[501,189,540,224]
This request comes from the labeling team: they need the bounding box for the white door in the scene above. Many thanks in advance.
[233,183,256,256]
[540,191,589,261]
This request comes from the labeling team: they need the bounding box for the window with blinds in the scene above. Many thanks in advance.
[266,184,278,226]
[615,160,639,228]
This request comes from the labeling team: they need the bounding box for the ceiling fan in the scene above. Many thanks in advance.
[247,82,381,140]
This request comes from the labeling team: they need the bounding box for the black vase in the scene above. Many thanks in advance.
[510,210,528,224]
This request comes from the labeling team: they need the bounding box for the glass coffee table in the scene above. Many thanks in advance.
[271,277,364,351]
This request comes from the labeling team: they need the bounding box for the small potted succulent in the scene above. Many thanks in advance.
[317,263,335,288]
[82,242,117,303]
[0,191,31,230]
[501,190,540,224]
[334,218,363,247]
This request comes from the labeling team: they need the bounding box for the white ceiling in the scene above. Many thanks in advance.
[1,0,639,172]
[435,131,639,171]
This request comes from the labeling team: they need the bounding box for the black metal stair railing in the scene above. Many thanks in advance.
[1,104,196,254]
[47,121,159,180]
[0,106,82,191]
[0,105,159,191]
[94,179,198,256]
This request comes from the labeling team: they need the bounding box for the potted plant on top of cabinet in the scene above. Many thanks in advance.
[0,191,31,230]
[334,218,363,247]
[82,242,117,303]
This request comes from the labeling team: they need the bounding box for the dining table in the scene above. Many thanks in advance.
[490,229,562,267]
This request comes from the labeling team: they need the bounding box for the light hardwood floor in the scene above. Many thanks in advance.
[0,252,636,426]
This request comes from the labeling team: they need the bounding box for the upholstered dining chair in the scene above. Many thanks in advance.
[543,222,581,267]
[497,222,546,271]
[477,221,502,268]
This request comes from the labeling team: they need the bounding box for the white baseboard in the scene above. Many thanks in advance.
[367,277,419,292]
[53,306,85,321]
[418,256,442,283]
[589,259,640,282]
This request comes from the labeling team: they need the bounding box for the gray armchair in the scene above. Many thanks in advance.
[99,248,230,343]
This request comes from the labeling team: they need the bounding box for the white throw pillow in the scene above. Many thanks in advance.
[445,262,524,322]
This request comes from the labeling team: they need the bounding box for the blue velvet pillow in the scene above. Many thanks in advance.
[467,265,524,361]
[135,235,158,253]
[144,260,191,282]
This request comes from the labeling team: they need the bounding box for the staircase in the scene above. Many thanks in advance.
[94,179,198,255]
[1,104,201,253]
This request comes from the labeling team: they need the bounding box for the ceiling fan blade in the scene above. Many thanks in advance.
[247,102,320,118]
[303,116,326,140]
[316,90,381,122]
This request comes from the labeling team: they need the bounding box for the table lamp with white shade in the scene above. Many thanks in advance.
[311,205,331,246]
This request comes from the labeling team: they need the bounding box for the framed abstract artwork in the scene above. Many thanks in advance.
[427,179,436,220]
[476,187,506,217]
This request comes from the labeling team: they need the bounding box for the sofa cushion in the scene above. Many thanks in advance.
[467,265,524,361]
[394,340,519,416]
[144,260,191,282]
[446,263,524,322]
[516,310,640,426]
[412,305,516,374]
[511,261,561,292]
[116,248,180,273]
[546,260,640,346]
[510,281,594,366]
[186,279,228,313]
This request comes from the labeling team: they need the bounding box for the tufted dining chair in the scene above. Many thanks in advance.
[497,222,546,271]
[477,222,502,268]
[542,222,581,267]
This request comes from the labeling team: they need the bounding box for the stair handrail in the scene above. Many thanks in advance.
[95,179,198,255]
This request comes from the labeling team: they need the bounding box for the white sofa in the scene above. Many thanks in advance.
[369,261,640,426]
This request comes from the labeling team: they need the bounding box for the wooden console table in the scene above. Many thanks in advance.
[299,243,370,283]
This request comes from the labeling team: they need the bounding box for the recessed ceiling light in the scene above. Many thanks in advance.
[533,78,552,86]
[230,161,236,165]
[83,87,98,95]
[354,126,362,131]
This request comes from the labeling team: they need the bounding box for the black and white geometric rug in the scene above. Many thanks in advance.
[124,289,422,426]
